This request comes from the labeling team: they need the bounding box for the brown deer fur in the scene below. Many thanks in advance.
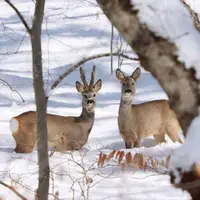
[10,66,102,153]
[116,67,183,149]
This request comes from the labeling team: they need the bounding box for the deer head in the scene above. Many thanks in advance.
[76,66,102,113]
[116,67,141,101]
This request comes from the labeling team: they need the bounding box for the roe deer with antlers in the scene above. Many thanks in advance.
[116,67,183,149]
[10,66,102,153]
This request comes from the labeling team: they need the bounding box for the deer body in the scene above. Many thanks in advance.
[11,66,102,153]
[116,68,182,148]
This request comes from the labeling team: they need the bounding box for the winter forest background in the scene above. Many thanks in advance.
[0,0,200,199]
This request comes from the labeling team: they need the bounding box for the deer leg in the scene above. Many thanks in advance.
[165,124,183,143]
[14,143,34,153]
[133,138,141,148]
[13,131,36,153]
[67,140,82,151]
[125,141,132,149]
[154,133,166,144]
[124,130,138,149]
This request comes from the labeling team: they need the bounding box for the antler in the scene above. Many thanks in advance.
[89,65,96,88]
[80,67,88,87]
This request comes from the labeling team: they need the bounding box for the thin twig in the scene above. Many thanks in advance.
[4,0,31,35]
[181,0,200,32]
[0,180,27,200]
[15,31,27,54]
[50,52,139,91]
[0,78,25,103]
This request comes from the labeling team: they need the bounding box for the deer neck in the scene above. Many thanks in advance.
[119,98,132,117]
[79,106,95,123]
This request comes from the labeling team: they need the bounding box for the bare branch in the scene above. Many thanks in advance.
[0,180,27,200]
[181,0,200,32]
[4,0,31,35]
[0,78,25,103]
[50,52,139,91]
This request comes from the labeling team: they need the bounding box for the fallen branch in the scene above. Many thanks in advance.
[181,0,200,32]
[0,180,27,200]
[50,52,139,91]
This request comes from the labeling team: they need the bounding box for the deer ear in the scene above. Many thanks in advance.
[93,79,102,93]
[76,81,84,93]
[116,69,125,81]
[131,68,141,81]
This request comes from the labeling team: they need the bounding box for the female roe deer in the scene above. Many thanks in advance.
[10,66,102,153]
[116,67,182,149]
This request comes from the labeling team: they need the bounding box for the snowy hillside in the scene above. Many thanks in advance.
[0,0,197,199]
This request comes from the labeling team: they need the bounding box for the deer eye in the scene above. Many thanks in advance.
[132,82,134,85]
[93,94,96,97]
[83,94,87,99]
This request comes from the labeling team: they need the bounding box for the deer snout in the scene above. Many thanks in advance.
[87,99,94,104]
[125,89,132,94]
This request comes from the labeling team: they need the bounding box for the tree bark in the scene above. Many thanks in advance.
[96,0,200,135]
[31,1,49,199]
[171,164,200,199]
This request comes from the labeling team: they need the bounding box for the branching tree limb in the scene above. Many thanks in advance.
[96,0,200,135]
[0,180,27,200]
[4,0,31,34]
[50,52,139,91]
[181,0,200,33]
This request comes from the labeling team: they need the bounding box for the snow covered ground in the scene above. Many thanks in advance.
[0,0,196,199]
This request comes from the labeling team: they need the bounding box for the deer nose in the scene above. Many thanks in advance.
[125,89,132,93]
[87,99,94,104]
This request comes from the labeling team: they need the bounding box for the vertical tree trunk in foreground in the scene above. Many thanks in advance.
[31,1,49,199]
[4,0,50,199]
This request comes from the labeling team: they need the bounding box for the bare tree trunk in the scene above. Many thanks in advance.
[31,1,49,199]
[4,0,49,199]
